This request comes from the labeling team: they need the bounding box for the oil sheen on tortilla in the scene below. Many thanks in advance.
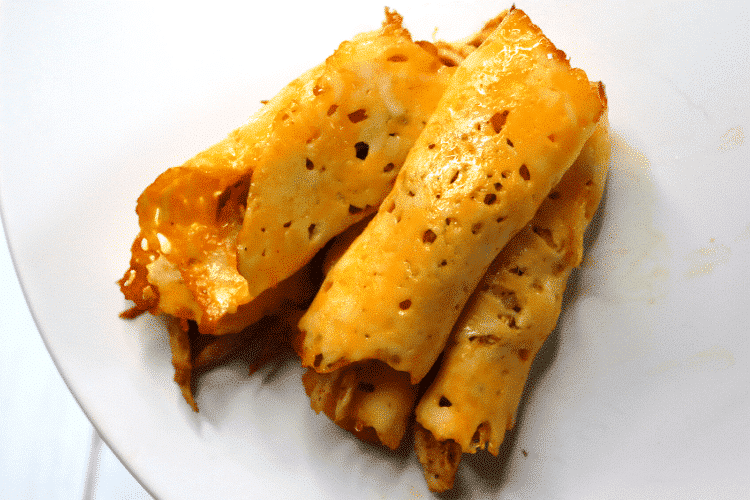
[120,10,454,335]
[298,7,606,383]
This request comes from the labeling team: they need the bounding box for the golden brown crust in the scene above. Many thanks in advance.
[122,7,610,493]
[123,10,455,336]
[416,118,610,459]
[233,13,453,303]
[298,7,605,383]
[118,232,160,318]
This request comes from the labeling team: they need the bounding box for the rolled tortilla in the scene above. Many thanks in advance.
[296,15,512,451]
[120,9,454,335]
[433,10,508,67]
[300,217,415,450]
[297,7,606,383]
[414,117,610,492]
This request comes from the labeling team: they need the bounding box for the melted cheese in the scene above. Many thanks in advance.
[235,14,453,297]
[298,8,606,383]
[123,10,454,334]
[416,117,610,455]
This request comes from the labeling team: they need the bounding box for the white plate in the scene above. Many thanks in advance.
[2,1,749,498]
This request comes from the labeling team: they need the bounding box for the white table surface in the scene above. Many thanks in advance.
[1,218,153,500]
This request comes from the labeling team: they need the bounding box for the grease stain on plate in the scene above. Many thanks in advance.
[684,240,732,278]
[718,126,745,152]
[560,133,670,383]
[648,345,736,376]
[735,223,750,243]
[581,132,670,305]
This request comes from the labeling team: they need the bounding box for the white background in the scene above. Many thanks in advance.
[1,221,152,498]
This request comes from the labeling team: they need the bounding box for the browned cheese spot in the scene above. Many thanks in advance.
[506,138,514,147]
[519,164,531,181]
[499,314,519,329]
[553,260,567,274]
[499,289,520,312]
[306,158,314,170]
[283,221,292,228]
[438,396,452,407]
[308,223,316,239]
[358,382,376,392]
[423,229,437,244]
[326,104,338,116]
[355,142,369,160]
[471,429,481,444]
[468,335,498,345]
[471,222,483,235]
[383,162,395,173]
[313,353,323,368]
[484,193,497,205]
[518,348,530,362]
[399,299,412,310]
[508,266,525,276]
[387,53,408,62]
[348,108,368,123]
[490,110,509,134]
[532,225,556,249]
